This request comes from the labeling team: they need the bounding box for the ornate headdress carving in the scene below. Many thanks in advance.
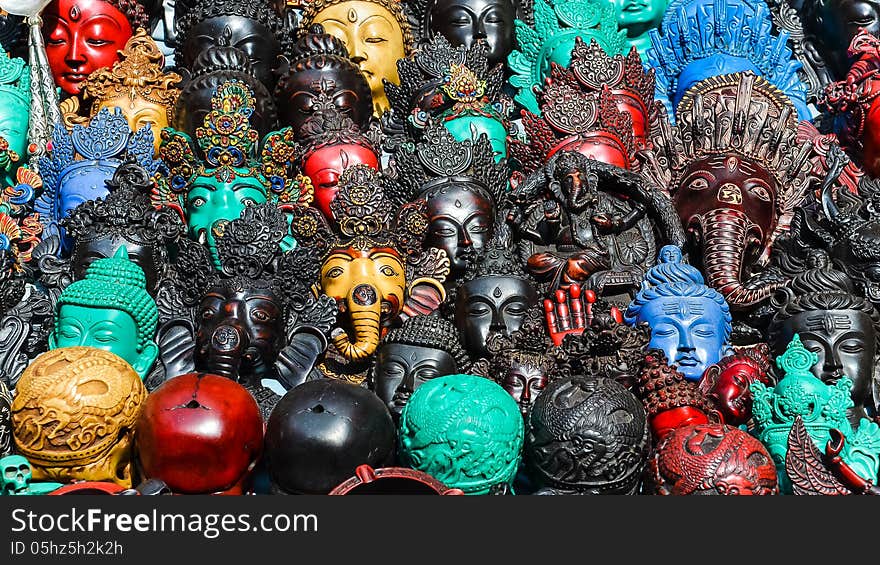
[0,44,29,109]
[642,72,813,248]
[78,29,181,123]
[154,80,311,219]
[299,0,415,54]
[462,223,528,282]
[647,0,809,120]
[299,92,381,160]
[508,0,627,114]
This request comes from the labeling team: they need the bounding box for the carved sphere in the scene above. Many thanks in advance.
[11,347,147,487]
[526,375,649,494]
[265,379,396,494]
[398,374,524,494]
[135,372,264,494]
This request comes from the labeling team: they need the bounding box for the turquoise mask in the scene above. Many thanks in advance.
[0,46,30,189]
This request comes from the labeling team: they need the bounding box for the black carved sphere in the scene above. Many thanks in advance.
[526,375,649,494]
[265,380,396,494]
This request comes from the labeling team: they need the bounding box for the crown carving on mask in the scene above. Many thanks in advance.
[383,34,507,145]
[462,223,529,282]
[36,107,158,236]
[642,72,813,246]
[511,63,637,175]
[79,28,181,123]
[389,120,508,207]
[820,30,880,164]
[154,80,312,218]
[0,44,29,109]
[299,0,415,54]
[648,0,808,121]
[508,0,627,114]
[299,91,381,159]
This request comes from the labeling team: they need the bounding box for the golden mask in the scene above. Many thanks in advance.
[63,28,181,154]
[11,346,147,488]
[301,0,413,116]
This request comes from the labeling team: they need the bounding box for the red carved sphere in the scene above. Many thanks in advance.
[135,373,264,494]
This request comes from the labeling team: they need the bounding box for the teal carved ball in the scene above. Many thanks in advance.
[398,374,524,495]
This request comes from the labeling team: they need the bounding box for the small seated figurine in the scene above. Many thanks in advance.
[0,44,29,189]
[11,347,148,488]
[651,423,779,495]
[751,334,880,493]
[699,344,772,426]
[35,106,157,250]
[173,0,287,92]
[767,256,880,427]
[454,225,539,359]
[508,0,627,113]
[298,0,415,116]
[275,25,374,139]
[41,0,148,95]
[526,375,649,494]
[399,373,524,494]
[49,247,159,380]
[412,0,518,67]
[625,245,734,382]
[647,0,810,120]
[65,28,181,156]
[372,313,471,420]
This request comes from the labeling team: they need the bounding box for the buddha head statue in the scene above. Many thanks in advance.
[751,333,880,493]
[61,161,186,294]
[454,225,539,359]
[49,246,159,379]
[275,25,373,138]
[155,80,310,266]
[768,255,880,427]
[0,45,29,189]
[41,0,148,95]
[297,92,380,220]
[508,0,627,114]
[73,28,181,155]
[821,31,880,177]
[647,0,810,121]
[410,0,522,68]
[383,34,509,160]
[11,346,147,487]
[287,164,449,370]
[625,245,733,382]
[35,106,157,251]
[699,343,772,426]
[299,0,415,116]
[174,0,287,92]
[390,120,507,286]
[511,37,652,173]
[373,313,470,419]
[173,40,279,144]
[641,73,814,311]
[399,373,524,494]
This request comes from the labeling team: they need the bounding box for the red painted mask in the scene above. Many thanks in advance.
[699,345,772,426]
[42,0,133,95]
[302,143,380,220]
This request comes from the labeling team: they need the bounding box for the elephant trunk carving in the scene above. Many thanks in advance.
[331,285,382,361]
[700,208,783,309]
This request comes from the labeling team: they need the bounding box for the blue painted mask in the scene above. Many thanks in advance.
[625,245,733,381]
[36,107,157,252]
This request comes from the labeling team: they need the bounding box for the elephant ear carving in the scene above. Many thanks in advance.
[406,247,451,294]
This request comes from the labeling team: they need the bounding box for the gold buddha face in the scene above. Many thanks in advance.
[310,0,407,116]
[96,96,169,154]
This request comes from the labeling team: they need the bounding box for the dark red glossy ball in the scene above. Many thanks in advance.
[136,372,264,494]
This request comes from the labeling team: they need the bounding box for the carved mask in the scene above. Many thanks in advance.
[427,0,515,67]
[180,16,281,91]
[1,455,31,494]
[42,0,134,95]
[321,246,407,360]
[423,183,495,279]
[706,360,762,425]
[71,233,160,293]
[500,354,550,419]
[442,114,508,162]
[277,72,373,138]
[374,344,457,418]
[303,143,380,220]
[455,275,538,358]
[308,0,408,115]
[195,285,286,385]
[0,49,28,182]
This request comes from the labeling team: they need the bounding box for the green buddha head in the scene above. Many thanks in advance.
[0,46,30,187]
[50,247,159,379]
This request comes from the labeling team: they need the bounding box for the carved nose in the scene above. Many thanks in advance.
[211,325,245,354]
